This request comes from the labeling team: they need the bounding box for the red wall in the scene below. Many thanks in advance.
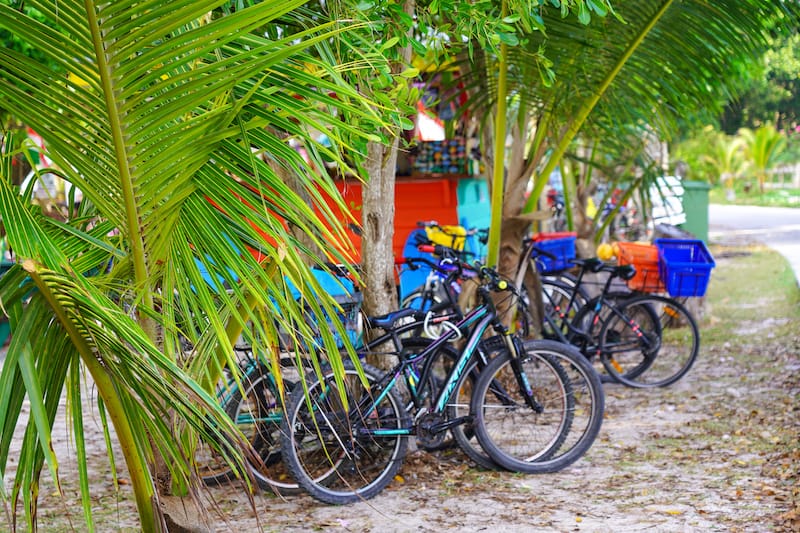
[322,177,460,263]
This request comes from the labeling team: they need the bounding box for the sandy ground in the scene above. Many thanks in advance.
[2,250,798,532]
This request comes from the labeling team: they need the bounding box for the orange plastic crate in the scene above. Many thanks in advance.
[615,242,665,293]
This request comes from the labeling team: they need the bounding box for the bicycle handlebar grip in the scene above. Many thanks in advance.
[416,220,438,228]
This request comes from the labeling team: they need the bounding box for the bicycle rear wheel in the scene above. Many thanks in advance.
[280,361,410,504]
[599,295,699,388]
[197,364,302,495]
[472,341,588,474]
[226,367,301,495]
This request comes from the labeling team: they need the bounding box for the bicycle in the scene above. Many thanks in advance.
[536,257,700,388]
[194,265,363,495]
[280,262,604,504]
[397,248,606,472]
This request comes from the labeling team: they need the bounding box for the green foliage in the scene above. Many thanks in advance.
[0,0,65,125]
[0,1,394,529]
[446,0,800,216]
[674,123,793,197]
[708,182,800,207]
[672,126,748,185]
[738,123,788,191]
[720,32,800,133]
[418,0,614,66]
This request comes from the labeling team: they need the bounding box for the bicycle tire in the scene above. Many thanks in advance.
[448,335,521,471]
[196,435,236,487]
[472,343,574,472]
[540,279,587,342]
[521,340,605,470]
[280,361,410,504]
[542,272,590,308]
[197,364,303,495]
[563,293,632,380]
[196,368,255,488]
[226,367,302,495]
[599,295,699,388]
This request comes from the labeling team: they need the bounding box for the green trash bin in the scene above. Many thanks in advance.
[680,181,711,243]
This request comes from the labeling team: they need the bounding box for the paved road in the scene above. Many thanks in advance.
[709,203,800,286]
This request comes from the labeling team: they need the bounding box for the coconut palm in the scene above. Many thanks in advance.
[450,0,799,281]
[738,124,788,193]
[0,1,392,530]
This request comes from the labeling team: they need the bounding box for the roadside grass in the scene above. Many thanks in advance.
[709,184,800,207]
[703,243,800,344]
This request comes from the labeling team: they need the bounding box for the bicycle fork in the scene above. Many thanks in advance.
[506,335,544,414]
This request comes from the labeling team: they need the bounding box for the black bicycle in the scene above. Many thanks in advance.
[536,257,700,388]
[280,262,604,504]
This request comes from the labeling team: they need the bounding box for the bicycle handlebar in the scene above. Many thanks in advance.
[401,252,513,295]
[402,255,463,278]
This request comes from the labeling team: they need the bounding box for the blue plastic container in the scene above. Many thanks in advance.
[0,261,13,345]
[654,238,716,297]
[533,233,577,274]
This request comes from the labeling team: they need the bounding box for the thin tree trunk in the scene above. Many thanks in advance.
[361,139,400,320]
[359,0,414,363]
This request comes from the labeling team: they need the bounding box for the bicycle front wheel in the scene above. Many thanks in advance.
[599,295,699,388]
[280,361,410,504]
[472,341,592,474]
[521,340,605,471]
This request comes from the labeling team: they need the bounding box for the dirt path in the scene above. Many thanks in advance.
[3,247,799,532]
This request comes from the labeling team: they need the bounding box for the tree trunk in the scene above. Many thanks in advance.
[361,139,400,318]
[359,0,414,365]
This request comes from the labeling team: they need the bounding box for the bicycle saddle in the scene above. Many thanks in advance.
[367,308,419,330]
[571,257,604,272]
[616,264,637,281]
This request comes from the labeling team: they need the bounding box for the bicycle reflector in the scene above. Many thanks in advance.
[497,280,507,290]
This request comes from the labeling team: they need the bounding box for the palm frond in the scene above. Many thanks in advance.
[0,1,395,528]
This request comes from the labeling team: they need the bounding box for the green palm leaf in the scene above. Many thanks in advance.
[0,1,390,529]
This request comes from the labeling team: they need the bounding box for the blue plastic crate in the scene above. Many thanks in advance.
[654,239,716,297]
[533,233,577,274]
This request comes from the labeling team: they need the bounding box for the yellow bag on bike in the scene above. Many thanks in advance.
[425,225,466,251]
